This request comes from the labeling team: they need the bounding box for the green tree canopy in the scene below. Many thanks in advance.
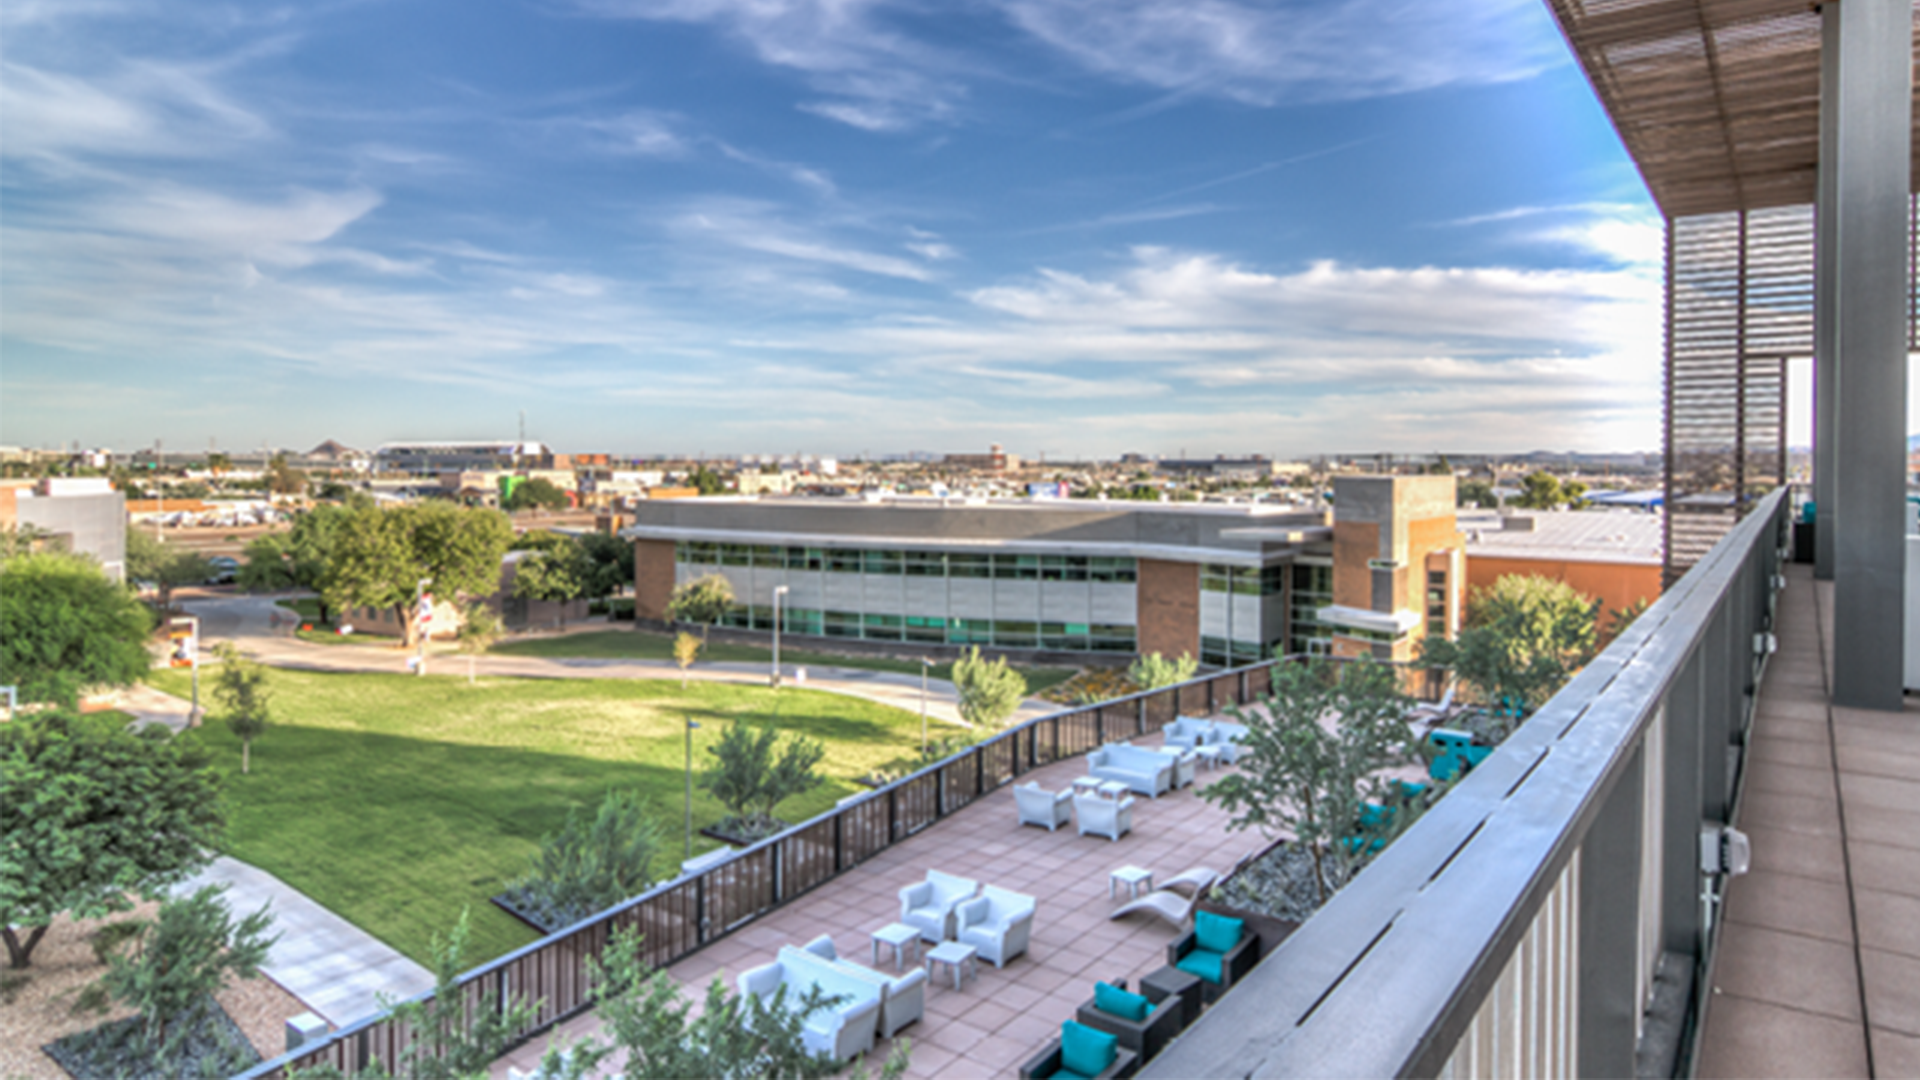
[1204,659,1416,903]
[950,646,1027,729]
[700,721,826,836]
[1512,472,1585,511]
[511,545,587,627]
[208,642,271,774]
[667,574,735,642]
[82,883,276,1051]
[1420,574,1600,724]
[321,502,513,646]
[125,527,212,609]
[266,453,307,496]
[577,532,635,599]
[504,477,569,512]
[0,552,151,706]
[0,710,225,968]
[1457,479,1496,509]
[502,789,663,931]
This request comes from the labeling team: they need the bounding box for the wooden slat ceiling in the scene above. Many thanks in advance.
[1545,0,1920,218]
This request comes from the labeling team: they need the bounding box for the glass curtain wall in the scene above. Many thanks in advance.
[676,542,1138,652]
[1199,562,1289,667]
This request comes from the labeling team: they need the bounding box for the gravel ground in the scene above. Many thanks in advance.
[0,901,312,1080]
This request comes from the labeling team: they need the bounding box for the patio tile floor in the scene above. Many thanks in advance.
[493,744,1264,1078]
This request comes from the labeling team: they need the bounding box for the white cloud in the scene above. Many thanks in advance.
[995,0,1560,104]
[671,200,941,282]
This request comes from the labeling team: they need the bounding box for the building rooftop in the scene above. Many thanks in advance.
[1460,508,1664,566]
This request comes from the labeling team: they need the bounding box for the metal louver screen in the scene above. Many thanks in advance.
[1663,206,1809,585]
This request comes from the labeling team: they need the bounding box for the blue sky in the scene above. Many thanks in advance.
[4,0,1698,459]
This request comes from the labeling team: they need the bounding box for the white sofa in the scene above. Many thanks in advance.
[899,869,978,943]
[737,945,884,1061]
[1075,791,1135,841]
[799,935,927,1039]
[957,885,1036,968]
[1089,743,1174,797]
[1015,782,1072,831]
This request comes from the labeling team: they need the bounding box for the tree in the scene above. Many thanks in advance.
[700,721,826,837]
[1128,652,1197,691]
[0,710,224,968]
[502,790,663,931]
[672,632,702,688]
[687,466,728,496]
[1457,479,1496,509]
[321,502,513,648]
[125,527,212,610]
[1512,471,1584,511]
[512,546,587,628]
[0,552,151,706]
[666,574,735,644]
[237,533,299,591]
[577,532,634,600]
[505,477,569,513]
[208,642,270,774]
[1420,574,1600,725]
[950,646,1027,729]
[455,600,503,683]
[1203,659,1417,904]
[266,453,307,496]
[79,883,275,1048]
[382,910,542,1080]
[1607,596,1651,640]
[0,523,64,562]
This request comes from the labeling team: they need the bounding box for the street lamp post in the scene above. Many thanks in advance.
[770,585,790,688]
[684,716,701,859]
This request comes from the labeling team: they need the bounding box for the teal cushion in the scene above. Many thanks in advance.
[1093,981,1150,1022]
[1194,909,1244,954]
[1175,949,1224,984]
[1060,1020,1118,1077]
[1049,1071,1091,1080]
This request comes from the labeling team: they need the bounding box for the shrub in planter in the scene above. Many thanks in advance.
[699,721,824,842]
[500,790,662,932]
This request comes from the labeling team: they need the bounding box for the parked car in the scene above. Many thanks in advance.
[205,555,240,584]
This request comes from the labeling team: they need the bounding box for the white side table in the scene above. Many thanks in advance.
[871,922,920,972]
[1097,779,1132,801]
[1193,744,1226,771]
[1071,776,1104,798]
[926,940,978,990]
[1110,864,1154,901]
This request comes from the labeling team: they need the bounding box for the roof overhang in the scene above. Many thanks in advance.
[1545,0,1920,217]
[1315,605,1422,636]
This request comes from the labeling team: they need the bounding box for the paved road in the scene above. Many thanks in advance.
[174,592,1062,727]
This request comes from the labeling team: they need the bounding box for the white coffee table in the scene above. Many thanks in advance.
[926,940,978,990]
[1097,779,1132,800]
[871,922,920,972]
[1110,864,1154,901]
[1193,744,1226,771]
[1071,776,1104,797]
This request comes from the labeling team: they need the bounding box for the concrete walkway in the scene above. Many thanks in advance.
[176,857,436,1029]
[176,592,1061,727]
[1697,565,1920,1077]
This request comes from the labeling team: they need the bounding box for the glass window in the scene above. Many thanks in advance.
[861,612,903,640]
[903,551,945,576]
[948,617,993,643]
[685,541,717,565]
[827,548,864,573]
[784,608,822,635]
[1201,563,1231,592]
[862,549,902,575]
[750,545,783,567]
[993,554,1039,580]
[1039,555,1089,582]
[823,609,861,637]
[904,616,944,643]
[786,546,822,571]
[993,619,1036,647]
[719,543,751,566]
[1089,557,1138,584]
[947,553,991,579]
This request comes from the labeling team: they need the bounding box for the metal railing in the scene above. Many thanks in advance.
[1144,488,1789,1079]
[242,651,1426,1077]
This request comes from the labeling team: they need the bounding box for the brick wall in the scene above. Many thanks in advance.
[1332,521,1378,609]
[634,538,677,621]
[1135,558,1200,661]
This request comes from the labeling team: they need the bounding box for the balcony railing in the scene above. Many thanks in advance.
[241,652,1449,1077]
[1144,488,1789,1078]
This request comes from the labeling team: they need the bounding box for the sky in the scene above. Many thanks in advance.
[0,0,1782,460]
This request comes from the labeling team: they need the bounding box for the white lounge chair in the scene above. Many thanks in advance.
[1108,890,1193,929]
[1075,792,1135,842]
[956,885,1036,968]
[1014,782,1072,832]
[899,869,977,943]
[1158,866,1219,898]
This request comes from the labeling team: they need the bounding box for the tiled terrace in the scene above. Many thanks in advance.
[1698,564,1920,1078]
[493,743,1263,1079]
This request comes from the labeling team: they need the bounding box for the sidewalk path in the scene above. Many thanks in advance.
[177,594,1060,727]
[176,857,435,1029]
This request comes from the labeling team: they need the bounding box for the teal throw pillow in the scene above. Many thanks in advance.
[1194,909,1244,954]
[1060,1020,1118,1076]
[1093,980,1150,1022]
[1175,949,1225,984]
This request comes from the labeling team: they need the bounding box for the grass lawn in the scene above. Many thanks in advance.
[275,597,400,646]
[492,629,1079,695]
[149,667,961,967]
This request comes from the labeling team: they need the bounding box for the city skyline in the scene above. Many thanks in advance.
[0,1,1837,455]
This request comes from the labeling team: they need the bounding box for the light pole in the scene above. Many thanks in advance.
[684,716,701,859]
[414,577,432,676]
[770,585,790,688]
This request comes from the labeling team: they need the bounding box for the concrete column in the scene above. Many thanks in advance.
[1813,3,1839,581]
[1823,0,1912,711]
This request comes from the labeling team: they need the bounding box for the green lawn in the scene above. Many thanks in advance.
[492,629,1079,695]
[149,667,961,966]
